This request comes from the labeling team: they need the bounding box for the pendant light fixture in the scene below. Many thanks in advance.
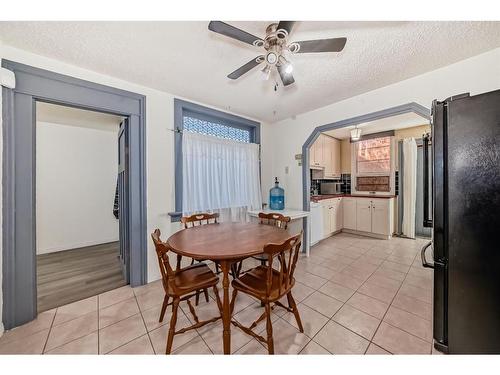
[350,125,362,141]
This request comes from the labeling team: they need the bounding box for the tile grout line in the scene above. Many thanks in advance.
[245,236,429,354]
[282,237,429,354]
[44,289,132,333]
[105,295,155,355]
[281,240,388,354]
[41,307,58,354]
[191,300,216,354]
[44,331,99,354]
[137,294,158,354]
[169,298,214,355]
[363,247,431,354]
[49,292,156,354]
[303,238,412,354]
[102,293,182,355]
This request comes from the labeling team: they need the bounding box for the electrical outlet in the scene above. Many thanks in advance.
[285,166,289,174]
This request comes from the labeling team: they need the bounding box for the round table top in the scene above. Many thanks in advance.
[166,222,293,260]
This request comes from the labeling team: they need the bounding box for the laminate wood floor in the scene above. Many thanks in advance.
[37,242,127,312]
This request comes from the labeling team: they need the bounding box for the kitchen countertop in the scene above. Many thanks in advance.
[311,194,396,202]
[247,209,310,220]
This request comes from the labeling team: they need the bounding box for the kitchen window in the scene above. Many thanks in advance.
[170,99,261,221]
[356,136,392,175]
[351,134,396,194]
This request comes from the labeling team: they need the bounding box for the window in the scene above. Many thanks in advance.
[171,99,261,221]
[356,136,391,174]
[183,116,251,143]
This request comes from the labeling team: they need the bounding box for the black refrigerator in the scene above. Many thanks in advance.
[421,89,500,354]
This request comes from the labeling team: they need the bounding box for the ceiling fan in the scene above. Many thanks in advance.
[208,21,347,87]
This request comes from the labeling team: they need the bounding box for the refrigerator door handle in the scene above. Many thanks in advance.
[421,241,434,269]
[422,133,433,228]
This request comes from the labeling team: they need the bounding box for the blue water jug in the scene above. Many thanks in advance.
[269,177,285,210]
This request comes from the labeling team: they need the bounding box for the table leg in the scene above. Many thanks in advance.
[220,260,231,354]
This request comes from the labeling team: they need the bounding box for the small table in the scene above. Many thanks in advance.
[167,222,292,354]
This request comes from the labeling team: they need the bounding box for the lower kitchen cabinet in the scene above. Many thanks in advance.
[321,198,343,237]
[371,199,391,235]
[356,198,372,233]
[342,198,357,230]
[313,196,394,243]
[354,197,393,237]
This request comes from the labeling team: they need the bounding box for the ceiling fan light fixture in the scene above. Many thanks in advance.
[265,52,278,65]
[350,127,362,141]
[260,65,271,81]
[278,55,293,75]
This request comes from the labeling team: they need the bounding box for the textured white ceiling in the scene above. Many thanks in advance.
[1,21,500,122]
[323,112,428,139]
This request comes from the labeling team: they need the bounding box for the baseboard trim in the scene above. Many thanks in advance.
[341,229,391,240]
[36,238,120,255]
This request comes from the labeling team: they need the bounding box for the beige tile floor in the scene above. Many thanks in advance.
[0,233,437,355]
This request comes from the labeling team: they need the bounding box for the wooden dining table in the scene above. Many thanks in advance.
[167,222,292,354]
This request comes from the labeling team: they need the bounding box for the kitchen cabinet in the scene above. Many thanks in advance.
[310,196,394,245]
[309,202,323,245]
[323,136,341,179]
[320,198,343,238]
[356,198,372,232]
[309,135,340,178]
[333,198,343,232]
[322,204,330,236]
[310,135,324,168]
[342,197,356,230]
[371,199,390,235]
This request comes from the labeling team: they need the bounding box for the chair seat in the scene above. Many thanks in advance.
[232,265,295,302]
[171,262,219,294]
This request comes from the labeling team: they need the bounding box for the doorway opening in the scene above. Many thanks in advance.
[302,103,431,249]
[2,60,147,330]
[35,103,127,312]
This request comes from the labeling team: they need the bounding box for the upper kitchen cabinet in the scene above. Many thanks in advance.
[323,135,341,178]
[310,134,324,168]
[309,134,341,179]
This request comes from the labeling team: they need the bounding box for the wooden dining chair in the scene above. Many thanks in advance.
[181,212,219,228]
[180,212,220,305]
[230,231,304,354]
[251,212,291,266]
[151,229,223,354]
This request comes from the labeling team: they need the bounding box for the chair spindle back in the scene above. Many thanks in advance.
[151,229,176,293]
[181,213,219,229]
[258,212,291,230]
[263,231,302,297]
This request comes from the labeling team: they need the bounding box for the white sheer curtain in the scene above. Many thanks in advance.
[402,137,417,238]
[182,131,262,222]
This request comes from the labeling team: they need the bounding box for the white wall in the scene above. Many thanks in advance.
[267,47,500,210]
[36,117,120,254]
